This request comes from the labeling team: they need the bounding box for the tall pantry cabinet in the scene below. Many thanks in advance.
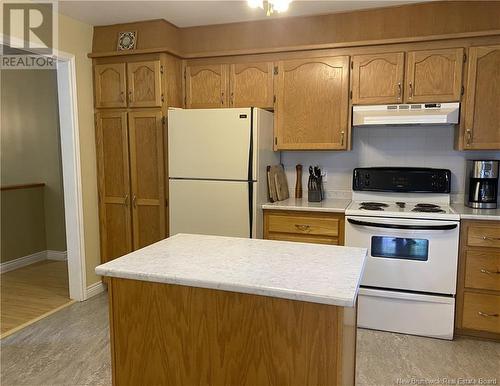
[93,53,182,263]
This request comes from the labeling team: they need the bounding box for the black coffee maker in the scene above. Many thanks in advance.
[465,160,499,209]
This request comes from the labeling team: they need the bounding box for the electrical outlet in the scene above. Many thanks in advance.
[322,170,327,182]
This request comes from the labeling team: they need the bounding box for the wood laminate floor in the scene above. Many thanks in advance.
[1,293,499,386]
[1,260,71,336]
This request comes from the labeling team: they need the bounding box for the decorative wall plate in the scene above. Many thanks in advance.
[117,31,137,50]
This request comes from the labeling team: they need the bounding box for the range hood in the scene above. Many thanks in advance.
[352,102,460,126]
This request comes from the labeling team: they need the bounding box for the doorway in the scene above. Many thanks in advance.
[0,39,87,338]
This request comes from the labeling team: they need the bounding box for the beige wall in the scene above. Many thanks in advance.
[1,188,47,263]
[1,69,67,257]
[57,13,101,285]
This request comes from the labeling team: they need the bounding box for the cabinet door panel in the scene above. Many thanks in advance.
[94,64,127,108]
[128,110,166,249]
[406,48,463,102]
[185,64,228,108]
[351,52,404,104]
[95,111,132,262]
[464,45,500,150]
[274,56,350,150]
[230,62,273,108]
[127,60,162,108]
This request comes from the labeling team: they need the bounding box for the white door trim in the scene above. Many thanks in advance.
[1,33,88,301]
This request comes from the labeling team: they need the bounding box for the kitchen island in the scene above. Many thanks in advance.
[96,234,367,386]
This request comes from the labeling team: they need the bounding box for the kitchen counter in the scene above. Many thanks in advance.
[262,197,351,213]
[96,233,367,307]
[451,203,500,221]
[97,233,366,385]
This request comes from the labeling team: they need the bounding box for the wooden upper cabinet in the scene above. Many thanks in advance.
[351,52,405,104]
[94,63,127,108]
[274,56,350,150]
[229,62,274,108]
[406,48,464,103]
[185,64,228,108]
[127,60,163,108]
[95,111,133,263]
[128,110,166,249]
[463,45,500,150]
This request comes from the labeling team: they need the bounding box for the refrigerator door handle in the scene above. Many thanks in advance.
[248,181,253,238]
[247,107,254,238]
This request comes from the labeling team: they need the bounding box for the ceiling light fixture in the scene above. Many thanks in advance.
[247,0,292,16]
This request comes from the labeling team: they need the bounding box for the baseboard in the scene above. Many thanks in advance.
[1,250,68,274]
[86,281,106,299]
[0,251,47,274]
[46,250,68,261]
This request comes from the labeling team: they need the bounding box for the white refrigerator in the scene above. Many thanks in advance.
[168,108,279,238]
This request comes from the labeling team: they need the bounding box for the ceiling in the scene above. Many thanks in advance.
[58,1,427,28]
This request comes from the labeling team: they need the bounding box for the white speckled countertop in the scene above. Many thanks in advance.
[95,233,367,307]
[262,198,351,213]
[451,203,500,221]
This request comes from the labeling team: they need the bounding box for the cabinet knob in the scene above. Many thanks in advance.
[465,129,472,146]
[128,90,133,103]
[132,195,137,208]
[478,311,499,318]
[480,268,500,275]
[120,91,125,102]
[482,235,500,241]
[295,224,311,232]
[340,131,345,147]
[397,83,402,99]
[409,82,413,98]
[124,194,129,207]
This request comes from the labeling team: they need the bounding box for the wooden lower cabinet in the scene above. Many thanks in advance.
[108,277,356,386]
[263,210,345,245]
[455,220,500,341]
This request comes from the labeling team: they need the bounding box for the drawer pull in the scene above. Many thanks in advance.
[482,236,500,241]
[478,311,499,318]
[295,224,311,232]
[480,268,500,275]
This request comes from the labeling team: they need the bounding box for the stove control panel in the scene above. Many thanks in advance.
[353,167,451,193]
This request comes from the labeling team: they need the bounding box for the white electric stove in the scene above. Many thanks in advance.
[345,168,460,340]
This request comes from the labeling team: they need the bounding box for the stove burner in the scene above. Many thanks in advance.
[412,207,446,213]
[360,206,384,211]
[415,203,441,209]
[360,202,389,207]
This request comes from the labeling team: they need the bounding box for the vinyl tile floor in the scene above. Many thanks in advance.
[1,292,499,386]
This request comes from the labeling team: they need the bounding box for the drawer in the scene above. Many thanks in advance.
[462,292,500,334]
[266,213,339,237]
[467,224,500,248]
[465,250,500,291]
[266,233,339,245]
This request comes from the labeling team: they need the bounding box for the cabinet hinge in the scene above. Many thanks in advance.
[160,65,164,74]
[273,66,278,75]
[461,85,465,96]
[184,68,186,79]
[162,116,166,125]
[463,53,467,63]
[161,93,165,103]
[350,90,353,99]
[274,137,278,145]
[165,198,168,207]
[273,95,276,104]
[350,61,353,69]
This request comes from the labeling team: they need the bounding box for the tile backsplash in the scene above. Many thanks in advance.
[281,125,499,202]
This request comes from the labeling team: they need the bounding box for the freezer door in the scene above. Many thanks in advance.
[168,108,254,180]
[169,179,254,238]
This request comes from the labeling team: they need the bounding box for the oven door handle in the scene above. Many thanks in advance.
[347,218,458,230]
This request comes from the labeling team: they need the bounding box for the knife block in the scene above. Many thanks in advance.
[307,176,323,202]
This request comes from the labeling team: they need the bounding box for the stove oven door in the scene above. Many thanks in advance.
[345,215,459,295]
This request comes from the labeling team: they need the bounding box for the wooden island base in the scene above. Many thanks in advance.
[108,277,357,386]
